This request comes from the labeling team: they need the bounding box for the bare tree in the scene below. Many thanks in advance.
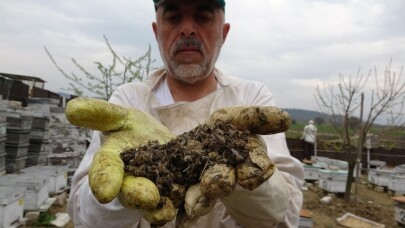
[45,35,156,100]
[315,60,405,202]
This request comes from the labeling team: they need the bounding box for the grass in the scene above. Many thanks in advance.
[287,122,405,140]
[286,122,405,151]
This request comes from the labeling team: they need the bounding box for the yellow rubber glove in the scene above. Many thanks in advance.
[65,97,176,225]
[66,98,291,226]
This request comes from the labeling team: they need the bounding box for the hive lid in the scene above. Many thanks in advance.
[20,165,68,175]
[0,173,49,190]
[0,185,26,205]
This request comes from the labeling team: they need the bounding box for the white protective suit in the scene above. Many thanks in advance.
[67,69,304,228]
[302,121,317,144]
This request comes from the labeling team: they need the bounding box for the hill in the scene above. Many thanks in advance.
[282,108,327,123]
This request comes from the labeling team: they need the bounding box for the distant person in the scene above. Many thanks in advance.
[301,120,317,161]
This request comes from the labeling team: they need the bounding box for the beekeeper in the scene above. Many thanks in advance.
[67,0,304,227]
[301,120,317,161]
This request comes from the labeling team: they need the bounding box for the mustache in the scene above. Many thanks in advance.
[172,37,203,53]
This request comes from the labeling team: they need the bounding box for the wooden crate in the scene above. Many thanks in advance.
[28,139,49,153]
[26,152,49,166]
[368,168,396,187]
[0,152,5,172]
[0,174,49,211]
[5,130,31,145]
[392,196,405,226]
[0,123,6,138]
[0,186,26,228]
[29,129,50,141]
[311,156,330,169]
[5,143,29,159]
[19,166,68,195]
[318,169,348,193]
[6,114,32,131]
[369,160,387,169]
[0,137,5,154]
[388,174,405,195]
[299,209,313,228]
[6,156,27,173]
[31,117,50,130]
[303,163,321,181]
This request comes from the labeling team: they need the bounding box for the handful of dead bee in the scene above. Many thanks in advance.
[65,98,291,227]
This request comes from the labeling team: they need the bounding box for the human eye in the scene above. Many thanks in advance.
[164,12,182,24]
[195,11,214,25]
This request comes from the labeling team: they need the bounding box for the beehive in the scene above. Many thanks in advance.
[19,165,68,195]
[318,169,348,193]
[0,174,49,210]
[0,186,26,228]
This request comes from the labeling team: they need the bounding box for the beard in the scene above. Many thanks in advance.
[159,37,222,84]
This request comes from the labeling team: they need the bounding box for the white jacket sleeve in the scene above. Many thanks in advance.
[67,131,143,228]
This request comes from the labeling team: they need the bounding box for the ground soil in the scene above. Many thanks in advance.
[302,177,403,227]
[24,175,402,228]
[29,175,403,228]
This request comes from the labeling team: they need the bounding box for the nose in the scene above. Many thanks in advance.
[180,16,196,37]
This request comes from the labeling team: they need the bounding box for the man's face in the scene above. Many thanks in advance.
[153,0,230,84]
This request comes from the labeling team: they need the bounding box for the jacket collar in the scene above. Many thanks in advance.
[147,67,232,90]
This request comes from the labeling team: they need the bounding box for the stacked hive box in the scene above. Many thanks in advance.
[0,98,7,175]
[318,169,348,193]
[5,111,32,173]
[19,165,68,195]
[25,98,57,166]
[47,106,90,186]
[0,186,26,227]
[27,98,59,167]
[0,173,49,211]
[27,113,51,166]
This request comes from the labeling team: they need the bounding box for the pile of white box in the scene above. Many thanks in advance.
[368,162,405,195]
[304,156,365,193]
[0,165,68,227]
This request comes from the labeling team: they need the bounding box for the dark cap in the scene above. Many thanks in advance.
[153,0,225,8]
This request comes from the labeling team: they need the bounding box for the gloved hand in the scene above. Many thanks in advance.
[65,97,177,225]
[181,106,291,221]
[66,98,291,226]
[204,106,290,191]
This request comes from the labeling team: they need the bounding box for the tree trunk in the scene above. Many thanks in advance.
[344,150,357,202]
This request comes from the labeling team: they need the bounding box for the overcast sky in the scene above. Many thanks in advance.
[1,0,405,113]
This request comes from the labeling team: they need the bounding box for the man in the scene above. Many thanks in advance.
[67,0,304,227]
[301,120,317,161]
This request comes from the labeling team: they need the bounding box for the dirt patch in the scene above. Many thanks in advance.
[303,177,401,227]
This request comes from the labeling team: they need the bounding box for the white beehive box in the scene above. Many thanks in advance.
[0,174,49,211]
[388,174,405,195]
[368,168,396,187]
[329,159,348,170]
[303,163,321,181]
[394,164,405,174]
[0,186,26,228]
[318,169,348,193]
[0,123,6,138]
[299,209,313,228]
[299,216,313,228]
[311,156,330,169]
[19,165,68,195]
[369,160,386,169]
[392,196,405,226]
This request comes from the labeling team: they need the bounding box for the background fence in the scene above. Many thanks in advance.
[287,138,405,167]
